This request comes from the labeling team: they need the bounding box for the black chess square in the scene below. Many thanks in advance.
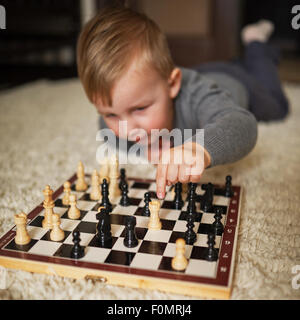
[4,238,38,252]
[120,227,148,240]
[54,243,77,258]
[54,198,69,208]
[169,231,185,243]
[61,210,88,220]
[41,230,71,242]
[190,246,219,260]
[104,250,136,266]
[29,215,44,227]
[197,223,215,235]
[161,219,176,230]
[131,182,151,189]
[138,240,167,255]
[88,235,118,249]
[74,221,97,234]
[158,256,185,273]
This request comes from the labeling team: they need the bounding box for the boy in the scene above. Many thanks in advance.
[77,6,289,199]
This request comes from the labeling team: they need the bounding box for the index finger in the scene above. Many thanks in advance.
[156,163,168,199]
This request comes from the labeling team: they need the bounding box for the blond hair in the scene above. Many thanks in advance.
[77,6,175,105]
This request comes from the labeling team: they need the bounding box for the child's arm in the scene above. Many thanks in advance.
[156,73,258,198]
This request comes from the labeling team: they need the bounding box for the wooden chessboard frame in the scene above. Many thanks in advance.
[0,174,242,299]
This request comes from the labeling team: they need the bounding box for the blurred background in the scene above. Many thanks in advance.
[0,0,300,90]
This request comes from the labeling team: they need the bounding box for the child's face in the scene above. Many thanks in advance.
[94,58,181,146]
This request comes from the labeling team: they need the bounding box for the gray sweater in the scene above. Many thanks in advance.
[99,67,258,167]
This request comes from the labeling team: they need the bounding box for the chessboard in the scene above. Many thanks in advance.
[0,169,242,299]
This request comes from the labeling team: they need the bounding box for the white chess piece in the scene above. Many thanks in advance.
[90,169,102,201]
[109,154,120,198]
[42,185,55,229]
[50,213,65,241]
[148,200,162,230]
[68,194,81,219]
[14,212,31,245]
[76,161,88,191]
[62,181,71,206]
[171,238,188,271]
[99,157,109,183]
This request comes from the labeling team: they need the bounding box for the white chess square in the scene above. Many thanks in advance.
[82,210,98,223]
[128,188,145,199]
[159,208,180,221]
[134,215,149,228]
[28,240,62,256]
[81,246,111,263]
[144,229,172,243]
[200,212,226,226]
[111,205,137,216]
[60,218,81,231]
[173,220,199,233]
[130,253,162,270]
[112,237,141,253]
[27,226,48,240]
[193,233,221,248]
[111,224,125,237]
[213,196,230,207]
[185,259,217,278]
[163,242,193,259]
[64,232,95,246]
[77,200,97,211]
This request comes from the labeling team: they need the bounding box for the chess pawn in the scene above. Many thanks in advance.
[50,213,65,241]
[14,212,31,245]
[42,185,55,229]
[148,200,162,230]
[75,161,88,191]
[172,238,188,271]
[68,194,81,219]
[99,157,109,184]
[90,169,102,201]
[62,181,71,206]
[109,155,121,198]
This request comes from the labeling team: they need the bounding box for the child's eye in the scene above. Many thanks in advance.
[106,114,116,118]
[134,106,148,112]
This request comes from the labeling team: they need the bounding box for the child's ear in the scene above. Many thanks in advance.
[168,67,182,99]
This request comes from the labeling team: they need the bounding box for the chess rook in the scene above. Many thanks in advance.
[148,200,161,230]
[14,212,31,245]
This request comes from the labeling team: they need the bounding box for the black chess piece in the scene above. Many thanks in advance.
[119,181,130,206]
[225,175,233,197]
[100,178,112,212]
[123,216,138,248]
[119,168,126,191]
[96,207,112,247]
[201,183,214,212]
[211,207,224,235]
[173,182,184,210]
[142,192,151,216]
[184,214,197,245]
[70,230,85,259]
[187,183,197,215]
[205,232,218,262]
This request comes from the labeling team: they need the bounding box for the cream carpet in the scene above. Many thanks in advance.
[0,78,299,300]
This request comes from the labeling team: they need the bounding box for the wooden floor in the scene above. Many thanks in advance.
[279,58,300,83]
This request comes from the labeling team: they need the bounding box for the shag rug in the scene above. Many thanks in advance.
[0,78,299,300]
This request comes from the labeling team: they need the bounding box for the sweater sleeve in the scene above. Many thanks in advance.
[181,70,258,167]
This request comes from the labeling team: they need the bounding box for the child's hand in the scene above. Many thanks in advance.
[156,141,211,199]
